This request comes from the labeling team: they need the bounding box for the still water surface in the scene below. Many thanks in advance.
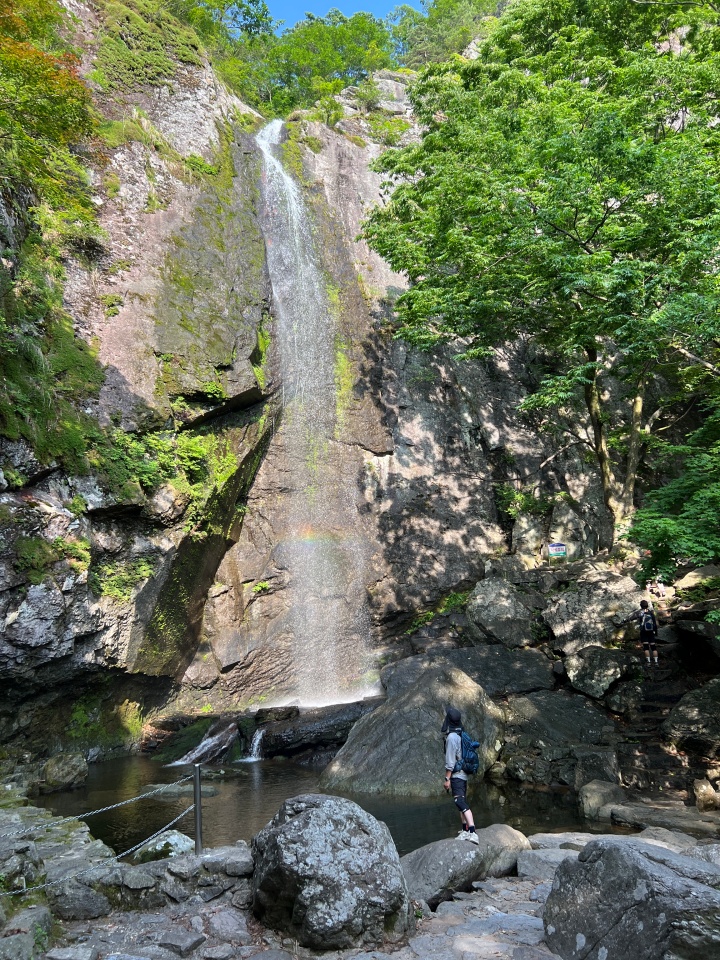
[37,756,603,858]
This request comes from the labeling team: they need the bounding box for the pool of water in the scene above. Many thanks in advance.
[37,756,613,858]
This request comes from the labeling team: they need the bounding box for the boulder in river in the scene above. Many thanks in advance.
[251,794,411,950]
[501,690,617,786]
[544,838,720,960]
[319,664,504,795]
[258,698,382,763]
[41,754,88,794]
[132,830,195,863]
[578,779,626,820]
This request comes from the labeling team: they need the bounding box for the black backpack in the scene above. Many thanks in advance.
[452,730,481,776]
[640,610,654,632]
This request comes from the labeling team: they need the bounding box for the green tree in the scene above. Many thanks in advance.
[264,9,395,113]
[388,0,499,67]
[630,405,720,578]
[363,0,720,536]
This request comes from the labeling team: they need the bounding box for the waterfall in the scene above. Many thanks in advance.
[256,120,374,706]
[167,722,238,766]
[238,728,264,763]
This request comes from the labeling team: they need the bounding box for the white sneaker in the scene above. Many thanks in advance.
[464,831,480,845]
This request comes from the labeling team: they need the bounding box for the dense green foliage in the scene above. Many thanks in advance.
[389,0,499,66]
[0,0,104,465]
[630,406,720,578]
[363,0,720,552]
[216,8,396,112]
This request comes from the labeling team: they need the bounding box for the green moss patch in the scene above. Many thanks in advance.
[405,590,471,634]
[14,535,91,584]
[93,0,203,92]
[89,557,157,600]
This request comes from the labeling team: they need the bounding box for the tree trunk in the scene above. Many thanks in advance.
[583,346,622,528]
[620,375,647,519]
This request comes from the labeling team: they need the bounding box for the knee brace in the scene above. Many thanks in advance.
[453,794,470,814]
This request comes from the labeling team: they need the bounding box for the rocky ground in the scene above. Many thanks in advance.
[38,875,559,960]
[2,790,719,960]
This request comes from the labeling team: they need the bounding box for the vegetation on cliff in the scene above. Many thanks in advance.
[0,0,102,465]
[363,0,720,572]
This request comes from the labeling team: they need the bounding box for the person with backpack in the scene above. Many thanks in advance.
[441,706,479,845]
[623,599,659,666]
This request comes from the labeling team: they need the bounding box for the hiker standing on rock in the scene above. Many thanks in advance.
[623,599,659,667]
[442,707,479,845]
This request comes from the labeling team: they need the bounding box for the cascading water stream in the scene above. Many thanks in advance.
[256,120,374,705]
[167,723,238,766]
[238,729,264,763]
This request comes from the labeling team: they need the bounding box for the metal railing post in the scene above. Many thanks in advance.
[193,763,203,855]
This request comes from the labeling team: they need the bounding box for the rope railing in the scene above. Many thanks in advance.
[0,764,205,899]
[1,774,194,840]
[0,804,195,898]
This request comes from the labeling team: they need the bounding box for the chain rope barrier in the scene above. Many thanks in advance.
[0,803,196,899]
[0,775,194,841]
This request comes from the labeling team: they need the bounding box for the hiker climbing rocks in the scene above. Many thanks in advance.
[623,599,659,666]
[442,706,479,845]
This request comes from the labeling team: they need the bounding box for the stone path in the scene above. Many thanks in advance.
[40,877,560,960]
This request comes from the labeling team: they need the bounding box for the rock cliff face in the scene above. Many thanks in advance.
[0,16,612,757]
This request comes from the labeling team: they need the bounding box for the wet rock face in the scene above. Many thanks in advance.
[251,794,411,949]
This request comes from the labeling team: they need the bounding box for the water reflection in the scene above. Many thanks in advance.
[37,756,609,858]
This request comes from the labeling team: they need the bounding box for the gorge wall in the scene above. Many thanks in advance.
[0,4,613,759]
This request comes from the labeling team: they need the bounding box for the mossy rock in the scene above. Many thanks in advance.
[152,718,213,762]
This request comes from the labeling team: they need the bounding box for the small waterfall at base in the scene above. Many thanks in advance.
[256,119,375,706]
[239,729,264,763]
[167,722,238,766]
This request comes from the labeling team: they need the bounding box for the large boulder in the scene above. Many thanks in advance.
[41,754,88,793]
[694,778,720,812]
[663,677,720,757]
[544,838,720,960]
[564,646,637,699]
[400,824,529,908]
[578,779,625,820]
[380,646,554,700]
[675,618,720,660]
[251,795,411,950]
[501,691,617,786]
[320,665,504,796]
[541,566,639,655]
[465,580,536,648]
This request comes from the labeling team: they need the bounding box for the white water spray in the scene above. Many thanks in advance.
[238,728,264,763]
[256,120,374,706]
